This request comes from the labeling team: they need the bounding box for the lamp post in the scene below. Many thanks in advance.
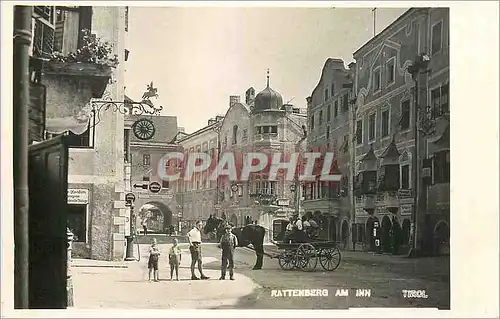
[124,197,136,261]
[407,53,431,258]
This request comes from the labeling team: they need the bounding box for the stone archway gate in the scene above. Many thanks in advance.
[130,191,182,235]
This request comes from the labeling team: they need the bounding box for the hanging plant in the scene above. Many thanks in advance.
[49,29,119,68]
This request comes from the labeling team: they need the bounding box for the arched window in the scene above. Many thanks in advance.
[232,125,238,144]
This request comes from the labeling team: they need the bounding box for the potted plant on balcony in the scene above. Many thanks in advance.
[45,29,119,78]
[43,30,120,137]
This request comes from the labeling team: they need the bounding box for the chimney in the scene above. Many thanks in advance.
[215,115,224,122]
[245,87,255,104]
[229,95,240,107]
[208,118,216,126]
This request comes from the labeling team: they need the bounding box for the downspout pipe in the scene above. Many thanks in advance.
[13,5,32,309]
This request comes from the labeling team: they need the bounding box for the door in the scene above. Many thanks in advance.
[28,136,69,308]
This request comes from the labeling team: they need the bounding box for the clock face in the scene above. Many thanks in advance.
[133,118,155,140]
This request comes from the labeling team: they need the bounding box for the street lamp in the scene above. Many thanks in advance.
[407,53,431,258]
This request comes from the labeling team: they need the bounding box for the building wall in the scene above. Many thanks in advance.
[126,115,182,233]
[68,7,127,260]
[173,119,221,234]
[218,96,307,243]
[352,8,449,253]
[303,58,353,242]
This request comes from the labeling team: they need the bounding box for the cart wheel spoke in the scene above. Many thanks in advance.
[319,246,341,271]
[295,243,318,272]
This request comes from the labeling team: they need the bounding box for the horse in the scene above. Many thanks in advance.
[203,215,266,270]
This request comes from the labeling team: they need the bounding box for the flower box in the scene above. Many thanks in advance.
[43,60,112,78]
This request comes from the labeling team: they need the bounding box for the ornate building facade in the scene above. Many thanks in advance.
[303,58,354,246]
[218,77,308,243]
[352,7,449,255]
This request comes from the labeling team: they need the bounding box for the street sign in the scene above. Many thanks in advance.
[133,183,148,189]
[149,181,161,193]
[125,192,136,203]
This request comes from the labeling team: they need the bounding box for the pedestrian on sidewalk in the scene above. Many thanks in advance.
[187,220,210,280]
[168,238,182,281]
[148,238,161,282]
[219,224,238,280]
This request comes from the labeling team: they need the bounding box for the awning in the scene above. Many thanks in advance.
[45,102,93,135]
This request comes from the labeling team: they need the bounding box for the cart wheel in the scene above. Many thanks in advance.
[295,243,318,272]
[319,246,341,271]
[278,251,295,270]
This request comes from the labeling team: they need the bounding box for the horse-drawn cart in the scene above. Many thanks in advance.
[273,241,341,272]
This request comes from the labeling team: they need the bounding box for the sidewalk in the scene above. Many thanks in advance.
[72,258,128,268]
[72,243,260,309]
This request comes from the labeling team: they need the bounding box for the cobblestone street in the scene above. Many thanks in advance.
[72,242,449,309]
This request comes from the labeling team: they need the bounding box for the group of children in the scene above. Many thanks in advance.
[148,237,182,282]
[147,225,238,282]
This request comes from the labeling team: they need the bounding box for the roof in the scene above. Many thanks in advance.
[353,8,424,57]
[380,136,401,158]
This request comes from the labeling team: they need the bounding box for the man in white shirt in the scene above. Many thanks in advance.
[187,220,209,280]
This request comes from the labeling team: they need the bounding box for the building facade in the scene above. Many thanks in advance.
[218,79,308,243]
[303,58,353,245]
[351,7,449,255]
[35,6,130,260]
[173,116,223,234]
[125,113,182,235]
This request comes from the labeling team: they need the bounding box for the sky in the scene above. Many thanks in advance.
[124,6,408,134]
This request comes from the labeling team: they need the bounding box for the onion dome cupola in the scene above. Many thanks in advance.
[253,69,283,112]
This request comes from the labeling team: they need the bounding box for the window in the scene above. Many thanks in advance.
[401,164,410,189]
[327,105,331,121]
[242,129,248,140]
[331,83,335,96]
[431,84,449,118]
[368,113,376,141]
[334,101,339,117]
[270,125,278,134]
[333,139,338,152]
[342,93,349,112]
[400,100,411,130]
[373,68,381,91]
[356,120,363,145]
[67,204,86,242]
[382,164,400,191]
[310,115,315,131]
[431,21,443,55]
[324,88,329,102]
[386,58,395,84]
[433,150,450,183]
[232,125,238,144]
[143,154,151,166]
[124,129,130,163]
[326,126,330,140]
[66,125,93,148]
[260,181,276,195]
[381,109,390,137]
[143,176,150,181]
[319,110,323,125]
[255,126,262,135]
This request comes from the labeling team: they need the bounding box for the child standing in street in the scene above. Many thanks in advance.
[148,238,161,282]
[168,238,182,281]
